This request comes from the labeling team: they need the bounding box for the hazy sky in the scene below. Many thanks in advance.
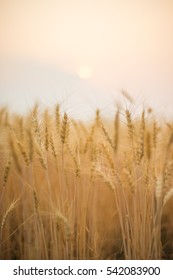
[0,0,173,119]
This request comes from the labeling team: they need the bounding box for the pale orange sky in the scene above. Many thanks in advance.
[0,0,173,119]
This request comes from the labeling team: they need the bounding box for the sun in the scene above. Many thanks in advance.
[77,66,93,79]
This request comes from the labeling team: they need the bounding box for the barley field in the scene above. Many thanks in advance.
[0,103,173,260]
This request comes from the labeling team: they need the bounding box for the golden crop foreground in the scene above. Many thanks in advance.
[0,105,173,260]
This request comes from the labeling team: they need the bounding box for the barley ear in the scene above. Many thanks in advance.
[136,110,145,164]
[0,199,19,240]
[60,113,69,145]
[55,104,61,134]
[114,110,119,154]
[125,109,134,143]
[101,122,114,150]
[17,140,30,166]
[56,210,70,240]
[146,131,151,160]
[163,188,173,207]
[3,156,12,187]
